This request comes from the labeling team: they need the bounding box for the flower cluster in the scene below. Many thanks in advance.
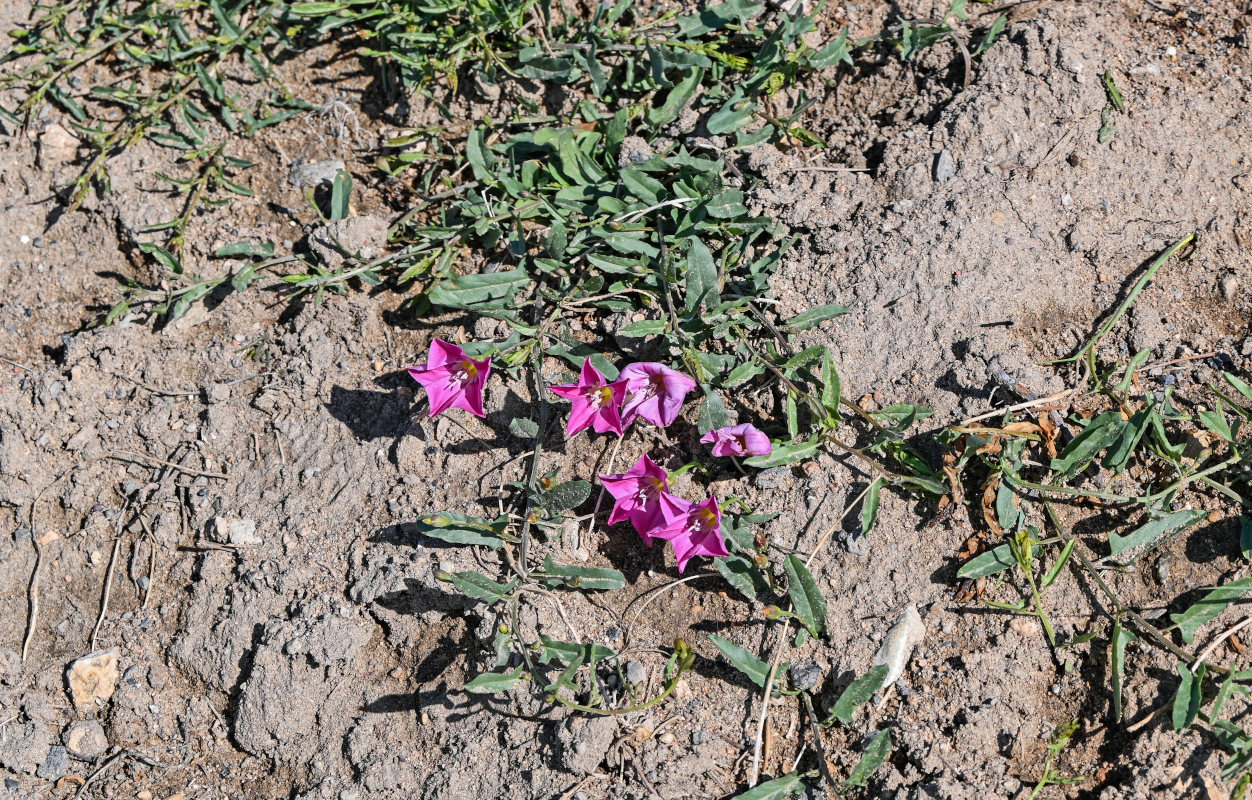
[407,338,776,571]
[601,455,728,572]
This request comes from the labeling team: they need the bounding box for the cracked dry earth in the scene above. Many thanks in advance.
[2,1,1252,799]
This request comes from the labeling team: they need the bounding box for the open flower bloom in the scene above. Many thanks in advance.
[549,360,628,436]
[407,339,491,418]
[648,494,729,573]
[700,423,772,457]
[619,362,697,429]
[600,454,670,542]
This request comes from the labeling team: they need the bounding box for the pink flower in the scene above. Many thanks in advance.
[700,424,772,457]
[407,339,491,418]
[620,362,697,428]
[549,360,628,436]
[648,494,730,573]
[600,454,670,542]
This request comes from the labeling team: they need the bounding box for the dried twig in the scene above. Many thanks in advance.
[107,450,227,479]
[958,389,1076,426]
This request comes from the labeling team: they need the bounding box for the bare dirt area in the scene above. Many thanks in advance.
[2,1,1251,799]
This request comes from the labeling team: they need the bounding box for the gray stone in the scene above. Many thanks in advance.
[624,660,647,686]
[288,160,346,188]
[35,746,68,780]
[789,661,822,692]
[209,516,260,546]
[1220,274,1238,301]
[933,149,955,183]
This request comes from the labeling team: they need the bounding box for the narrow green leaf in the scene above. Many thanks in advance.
[215,240,274,258]
[465,668,526,694]
[539,559,626,591]
[684,237,719,313]
[1169,578,1252,645]
[450,571,517,605]
[1050,411,1127,479]
[844,729,892,788]
[427,269,529,310]
[465,128,495,182]
[1111,617,1136,723]
[329,169,352,220]
[860,478,883,537]
[956,543,1016,579]
[783,304,850,330]
[417,513,506,549]
[820,348,841,420]
[618,319,666,338]
[784,555,826,637]
[710,634,770,688]
[1172,662,1204,731]
[139,242,183,275]
[829,664,889,725]
[972,14,1006,56]
[1107,509,1207,562]
[743,440,818,469]
[1042,540,1075,588]
[1241,516,1252,561]
[730,771,804,799]
[724,360,765,389]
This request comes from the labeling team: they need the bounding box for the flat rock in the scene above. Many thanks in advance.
[64,720,108,760]
[288,160,345,188]
[66,649,120,710]
[209,516,260,546]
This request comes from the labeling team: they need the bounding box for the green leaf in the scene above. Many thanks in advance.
[808,26,854,68]
[620,167,664,205]
[1241,516,1252,561]
[743,440,818,468]
[1103,69,1126,112]
[417,513,507,549]
[465,128,496,182]
[1172,662,1205,731]
[706,89,756,136]
[1111,617,1136,723]
[956,543,1017,579]
[1107,509,1207,562]
[465,668,526,694]
[684,237,719,313]
[617,319,666,338]
[450,571,517,605]
[829,664,889,725]
[647,67,704,127]
[784,554,826,636]
[509,417,539,439]
[844,729,892,788]
[972,14,1006,56]
[1169,578,1252,645]
[330,169,352,220]
[715,555,770,601]
[710,634,771,688]
[1050,411,1127,479]
[724,361,765,389]
[1224,372,1252,404]
[539,558,626,591]
[697,385,730,435]
[540,480,594,511]
[215,240,274,258]
[860,478,883,537]
[139,242,183,275]
[1042,540,1075,588]
[705,188,747,219]
[820,348,841,420]
[1197,399,1234,442]
[546,219,568,259]
[428,269,530,310]
[729,771,804,799]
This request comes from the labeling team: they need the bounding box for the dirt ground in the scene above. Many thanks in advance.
[2,0,1251,798]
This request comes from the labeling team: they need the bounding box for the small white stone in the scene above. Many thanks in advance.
[19,235,30,244]
[1061,194,1073,207]
[1165,45,1177,57]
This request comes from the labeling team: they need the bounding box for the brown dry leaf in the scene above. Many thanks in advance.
[980,475,1004,536]
[975,437,1003,456]
[1036,412,1059,459]
[1001,421,1041,436]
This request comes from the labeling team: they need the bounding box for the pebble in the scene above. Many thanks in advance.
[1220,275,1238,301]
[872,605,925,697]
[691,729,708,746]
[66,648,121,710]
[789,661,822,692]
[288,159,346,188]
[63,720,108,760]
[624,660,647,686]
[933,149,955,183]
[36,746,68,780]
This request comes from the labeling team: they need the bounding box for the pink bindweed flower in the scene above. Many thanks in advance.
[407,339,491,418]
[700,423,772,457]
[549,360,628,436]
[648,494,730,573]
[600,454,670,542]
[619,362,697,428]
